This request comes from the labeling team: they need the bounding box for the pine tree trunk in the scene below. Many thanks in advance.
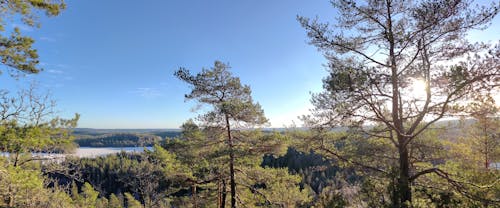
[388,8,412,203]
[398,143,411,207]
[229,151,236,208]
[221,179,227,208]
[13,152,19,167]
[484,126,489,169]
[225,113,237,208]
[8,185,14,207]
[217,179,221,208]
[192,185,197,208]
[386,0,412,203]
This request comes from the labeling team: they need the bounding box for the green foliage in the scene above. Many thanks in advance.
[55,146,190,207]
[175,61,291,207]
[263,147,341,192]
[175,61,268,127]
[75,133,162,147]
[299,0,500,206]
[0,114,79,166]
[0,86,80,157]
[0,0,495,206]
[95,197,109,208]
[77,182,99,208]
[315,186,347,208]
[124,193,142,208]
[238,166,312,207]
[0,158,75,207]
[0,0,65,76]
[162,128,311,207]
[108,193,124,208]
[148,144,191,177]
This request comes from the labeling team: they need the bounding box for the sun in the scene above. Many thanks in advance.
[409,78,427,99]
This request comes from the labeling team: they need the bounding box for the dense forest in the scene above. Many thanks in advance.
[0,0,499,208]
[74,133,164,147]
[73,129,182,139]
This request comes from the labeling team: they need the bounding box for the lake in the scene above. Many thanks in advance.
[1,147,153,159]
[72,147,153,158]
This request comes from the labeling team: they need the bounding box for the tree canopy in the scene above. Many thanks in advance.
[299,0,499,206]
[174,61,311,207]
[0,0,65,76]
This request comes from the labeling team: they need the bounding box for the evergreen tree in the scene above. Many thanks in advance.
[175,61,268,208]
[124,193,142,208]
[299,0,499,206]
[96,197,109,208]
[175,61,309,207]
[108,193,124,208]
[0,158,75,207]
[78,182,99,208]
[0,0,65,76]
[465,94,500,169]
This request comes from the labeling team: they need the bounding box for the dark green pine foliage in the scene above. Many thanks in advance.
[175,61,268,208]
[174,61,311,207]
[75,133,162,147]
[262,147,353,194]
[299,0,500,206]
[0,0,65,76]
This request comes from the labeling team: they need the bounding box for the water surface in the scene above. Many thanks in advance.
[71,147,152,158]
[1,147,152,159]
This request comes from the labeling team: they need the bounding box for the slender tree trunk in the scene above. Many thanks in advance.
[192,185,197,208]
[485,142,489,169]
[8,185,14,207]
[13,151,19,167]
[221,179,227,208]
[398,142,411,207]
[484,126,489,169]
[217,179,221,208]
[224,113,236,208]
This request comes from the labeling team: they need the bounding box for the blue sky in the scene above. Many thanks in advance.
[1,0,499,129]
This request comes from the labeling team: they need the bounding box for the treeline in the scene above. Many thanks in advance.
[75,133,163,147]
[73,128,182,138]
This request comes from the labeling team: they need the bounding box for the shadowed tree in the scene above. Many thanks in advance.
[465,94,499,170]
[175,61,268,208]
[299,0,499,206]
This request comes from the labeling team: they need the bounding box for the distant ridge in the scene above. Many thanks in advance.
[72,118,480,136]
[73,128,181,135]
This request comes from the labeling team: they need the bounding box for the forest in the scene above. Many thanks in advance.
[0,0,499,208]
[74,133,164,148]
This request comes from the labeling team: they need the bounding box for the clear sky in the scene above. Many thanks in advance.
[1,0,498,129]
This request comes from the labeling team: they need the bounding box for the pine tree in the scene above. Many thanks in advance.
[299,0,499,206]
[175,61,268,208]
[78,182,99,208]
[124,193,142,208]
[175,61,310,207]
[108,193,124,208]
[0,0,65,76]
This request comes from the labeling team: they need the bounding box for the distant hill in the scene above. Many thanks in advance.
[72,129,182,147]
[70,119,478,147]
